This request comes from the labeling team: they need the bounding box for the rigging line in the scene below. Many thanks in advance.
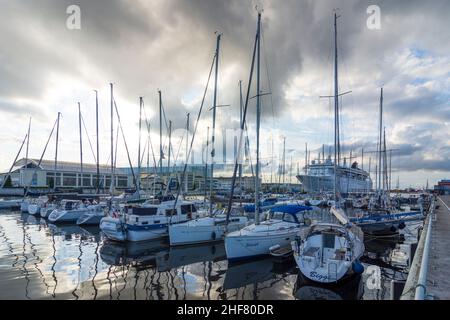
[160,99,176,166]
[113,99,137,188]
[173,134,184,168]
[141,105,158,170]
[80,114,97,163]
[260,22,276,129]
[140,135,148,166]
[24,117,58,196]
[144,122,159,173]
[171,49,217,216]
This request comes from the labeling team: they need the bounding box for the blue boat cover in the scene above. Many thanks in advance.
[269,204,313,214]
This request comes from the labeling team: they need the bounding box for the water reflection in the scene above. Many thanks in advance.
[0,210,417,300]
[294,274,364,300]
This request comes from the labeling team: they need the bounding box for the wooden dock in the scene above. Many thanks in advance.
[427,195,450,299]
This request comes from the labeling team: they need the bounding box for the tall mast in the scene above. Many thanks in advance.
[158,90,163,175]
[204,126,209,203]
[110,83,114,194]
[185,113,190,193]
[333,12,339,202]
[304,142,308,174]
[168,120,172,171]
[54,112,61,191]
[239,80,244,189]
[255,12,262,224]
[78,102,83,182]
[225,9,260,225]
[138,97,143,193]
[95,90,100,193]
[209,32,221,215]
[23,117,31,190]
[378,87,383,193]
[282,137,286,186]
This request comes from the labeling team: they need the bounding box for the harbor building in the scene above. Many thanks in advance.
[0,158,133,191]
[434,179,450,195]
[0,159,257,194]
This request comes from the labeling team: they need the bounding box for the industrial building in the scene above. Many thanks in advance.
[434,179,450,195]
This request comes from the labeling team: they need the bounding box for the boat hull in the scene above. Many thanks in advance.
[48,209,87,223]
[225,230,299,262]
[169,218,247,246]
[100,217,169,242]
[27,204,41,215]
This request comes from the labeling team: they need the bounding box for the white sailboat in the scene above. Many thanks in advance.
[40,202,58,218]
[292,206,364,283]
[48,199,103,223]
[168,33,249,247]
[292,13,365,284]
[169,207,248,246]
[225,204,312,262]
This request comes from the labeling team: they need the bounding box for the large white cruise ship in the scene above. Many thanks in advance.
[296,156,372,194]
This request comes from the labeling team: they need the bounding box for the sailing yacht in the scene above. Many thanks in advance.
[291,13,365,284]
[292,206,365,283]
[225,204,312,262]
[223,11,314,262]
[48,199,103,223]
[296,10,372,195]
[169,207,248,246]
[168,33,249,247]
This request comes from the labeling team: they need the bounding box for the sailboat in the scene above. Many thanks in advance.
[224,11,311,262]
[168,33,248,247]
[48,199,104,223]
[292,206,364,283]
[291,13,365,284]
[350,89,424,234]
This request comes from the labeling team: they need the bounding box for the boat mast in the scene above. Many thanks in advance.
[185,113,190,193]
[333,12,339,202]
[95,90,100,193]
[225,9,259,225]
[158,90,163,176]
[78,102,83,184]
[239,80,243,189]
[209,32,221,215]
[282,137,286,186]
[305,142,308,174]
[110,83,114,195]
[378,87,383,193]
[54,112,61,192]
[204,126,209,203]
[23,117,31,192]
[255,11,262,224]
[138,97,143,193]
[168,120,172,171]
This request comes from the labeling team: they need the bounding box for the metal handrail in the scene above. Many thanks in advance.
[414,197,435,300]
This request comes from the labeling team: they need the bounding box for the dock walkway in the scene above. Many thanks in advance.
[427,195,450,299]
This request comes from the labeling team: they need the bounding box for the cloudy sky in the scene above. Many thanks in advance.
[0,0,449,188]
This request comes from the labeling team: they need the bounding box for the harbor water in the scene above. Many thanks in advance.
[0,209,421,300]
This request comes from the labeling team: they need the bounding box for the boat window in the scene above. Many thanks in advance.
[283,213,296,223]
[132,207,158,216]
[271,212,284,220]
[295,213,305,223]
[322,233,335,249]
[166,209,176,216]
[181,204,196,214]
